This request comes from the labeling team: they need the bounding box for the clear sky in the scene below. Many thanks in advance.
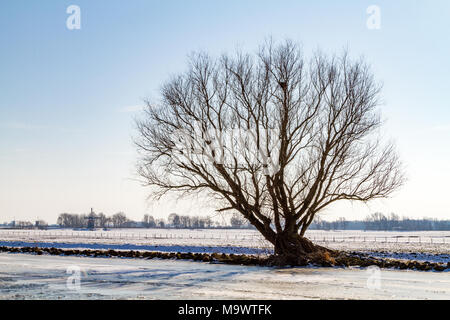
[1,0,449,223]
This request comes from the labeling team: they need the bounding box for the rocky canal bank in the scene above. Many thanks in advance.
[0,245,448,272]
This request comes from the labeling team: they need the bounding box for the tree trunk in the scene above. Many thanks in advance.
[274,231,316,255]
[271,230,331,266]
[247,216,333,266]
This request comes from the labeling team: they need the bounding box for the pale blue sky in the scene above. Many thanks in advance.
[1,1,449,223]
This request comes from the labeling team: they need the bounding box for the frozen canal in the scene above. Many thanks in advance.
[0,253,449,299]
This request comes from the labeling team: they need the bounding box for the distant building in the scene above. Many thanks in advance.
[84,208,99,230]
[34,220,48,230]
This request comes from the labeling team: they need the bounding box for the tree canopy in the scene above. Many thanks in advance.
[135,40,404,256]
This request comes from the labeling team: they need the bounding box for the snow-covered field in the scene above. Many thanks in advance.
[0,228,449,258]
[1,229,449,300]
[0,253,448,300]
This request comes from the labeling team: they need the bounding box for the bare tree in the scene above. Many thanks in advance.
[142,214,156,228]
[96,212,108,228]
[168,213,181,228]
[111,212,127,228]
[230,212,246,228]
[135,40,404,261]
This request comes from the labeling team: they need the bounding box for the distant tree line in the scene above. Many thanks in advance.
[57,212,132,228]
[311,213,450,231]
[166,212,252,229]
[166,213,214,229]
[4,212,447,231]
[0,219,48,230]
[55,212,253,229]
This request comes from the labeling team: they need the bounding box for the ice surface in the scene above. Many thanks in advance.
[0,253,448,300]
